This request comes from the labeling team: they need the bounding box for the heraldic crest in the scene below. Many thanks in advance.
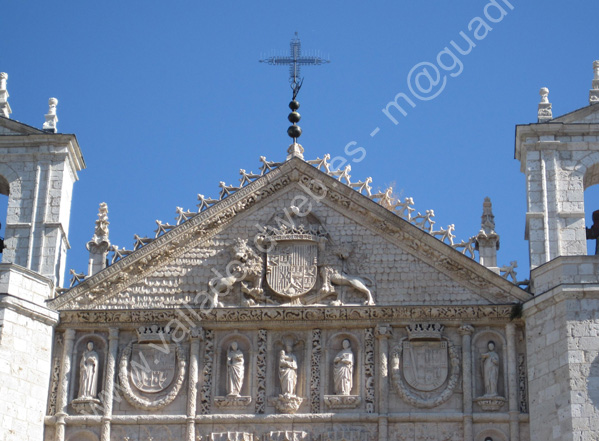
[391,324,461,409]
[209,207,376,307]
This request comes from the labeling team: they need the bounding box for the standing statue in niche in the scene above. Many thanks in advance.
[481,341,500,397]
[279,345,298,397]
[226,341,244,397]
[333,339,354,395]
[78,342,100,399]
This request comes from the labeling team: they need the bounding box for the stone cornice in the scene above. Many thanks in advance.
[0,294,59,326]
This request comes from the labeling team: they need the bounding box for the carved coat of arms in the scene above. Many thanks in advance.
[130,343,176,393]
[266,241,318,298]
[401,340,448,391]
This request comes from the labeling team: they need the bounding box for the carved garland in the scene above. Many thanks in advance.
[310,329,322,413]
[118,341,187,410]
[364,328,375,413]
[200,329,214,414]
[255,329,267,414]
[47,356,61,415]
[390,340,460,409]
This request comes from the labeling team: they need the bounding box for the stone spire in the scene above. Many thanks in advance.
[475,197,500,273]
[0,72,12,118]
[86,202,111,276]
[537,87,552,122]
[42,97,59,133]
[590,60,599,105]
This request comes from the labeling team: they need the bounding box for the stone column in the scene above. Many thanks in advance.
[506,323,519,441]
[100,328,119,441]
[186,328,202,441]
[375,324,392,441]
[459,324,474,441]
[55,328,76,441]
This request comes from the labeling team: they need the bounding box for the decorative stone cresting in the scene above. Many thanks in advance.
[79,151,524,287]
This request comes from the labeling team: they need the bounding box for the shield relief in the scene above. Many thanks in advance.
[130,343,176,394]
[266,240,318,299]
[402,341,448,391]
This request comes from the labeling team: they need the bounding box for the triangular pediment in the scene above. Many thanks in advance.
[551,103,599,124]
[0,115,45,135]
[50,158,530,312]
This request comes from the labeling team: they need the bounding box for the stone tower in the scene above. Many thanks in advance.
[516,65,599,441]
[0,74,85,440]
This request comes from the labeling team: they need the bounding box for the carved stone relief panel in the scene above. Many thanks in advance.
[364,328,375,413]
[321,428,371,441]
[390,324,460,409]
[214,331,252,410]
[70,333,107,414]
[310,329,322,413]
[200,329,215,414]
[117,325,187,411]
[265,431,310,441]
[65,428,99,441]
[210,432,256,441]
[255,329,267,414]
[391,423,463,441]
[472,330,507,412]
[324,331,362,410]
[268,333,306,414]
[110,424,182,441]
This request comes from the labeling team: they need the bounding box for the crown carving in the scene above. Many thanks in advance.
[136,324,172,343]
[406,323,444,341]
[259,222,327,243]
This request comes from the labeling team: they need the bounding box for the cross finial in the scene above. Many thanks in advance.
[0,73,11,118]
[260,33,330,100]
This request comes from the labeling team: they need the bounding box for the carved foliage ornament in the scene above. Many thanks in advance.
[117,326,187,410]
[391,324,460,408]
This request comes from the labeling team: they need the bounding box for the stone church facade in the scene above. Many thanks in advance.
[0,63,598,441]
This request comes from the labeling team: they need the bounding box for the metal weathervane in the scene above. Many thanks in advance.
[260,33,330,147]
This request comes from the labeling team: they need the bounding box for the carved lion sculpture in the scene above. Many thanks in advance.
[320,266,375,306]
[233,238,265,298]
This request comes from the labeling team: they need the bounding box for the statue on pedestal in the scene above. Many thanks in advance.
[481,341,499,397]
[226,342,244,397]
[78,342,99,399]
[279,346,298,397]
[333,339,353,395]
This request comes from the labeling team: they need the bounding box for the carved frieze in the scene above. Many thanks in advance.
[59,305,515,325]
[321,429,370,441]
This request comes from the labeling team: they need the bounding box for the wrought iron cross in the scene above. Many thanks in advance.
[260,32,330,99]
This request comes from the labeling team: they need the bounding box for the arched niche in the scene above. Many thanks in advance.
[69,333,108,405]
[66,429,99,441]
[325,331,361,396]
[476,427,508,441]
[216,331,252,397]
[471,329,507,404]
[271,333,306,397]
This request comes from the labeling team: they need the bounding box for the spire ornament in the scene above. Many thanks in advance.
[0,73,11,118]
[43,97,59,133]
[260,33,329,159]
[590,60,599,105]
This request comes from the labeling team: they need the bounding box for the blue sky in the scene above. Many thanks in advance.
[1,1,598,287]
